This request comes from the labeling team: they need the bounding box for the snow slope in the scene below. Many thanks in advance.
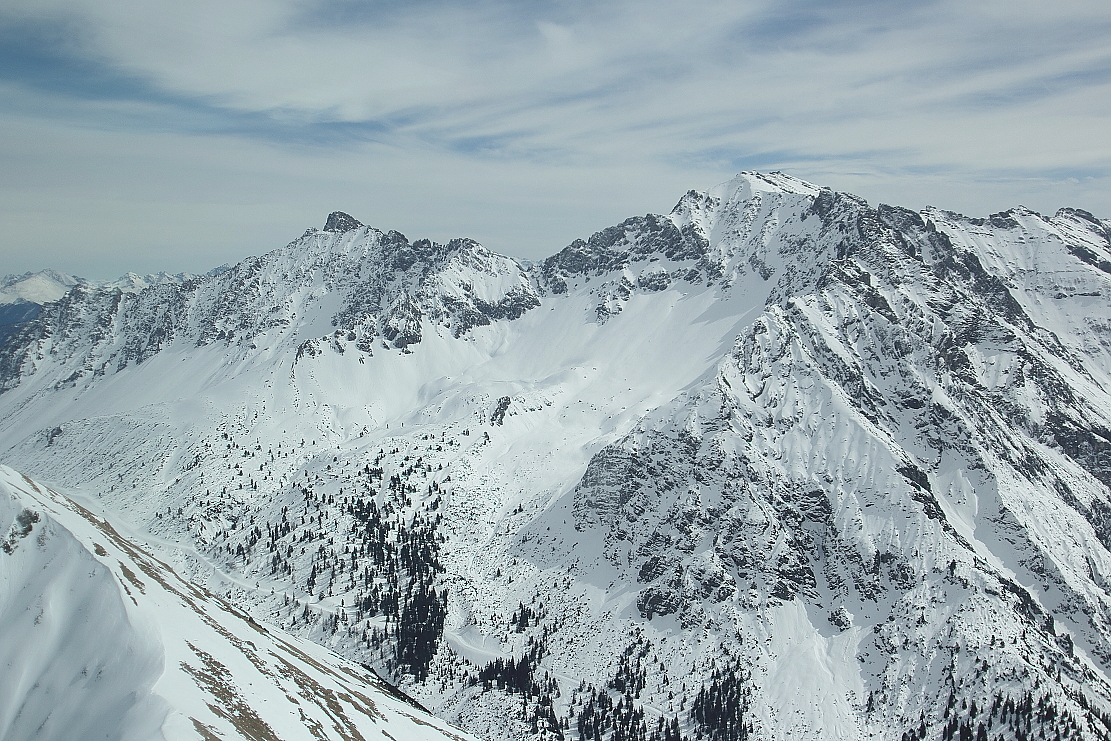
[0,465,475,741]
[2,174,1111,741]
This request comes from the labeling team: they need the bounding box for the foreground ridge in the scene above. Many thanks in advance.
[0,465,473,741]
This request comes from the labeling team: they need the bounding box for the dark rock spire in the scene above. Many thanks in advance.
[323,212,363,233]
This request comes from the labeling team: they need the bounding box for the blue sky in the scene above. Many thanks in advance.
[1,0,1109,278]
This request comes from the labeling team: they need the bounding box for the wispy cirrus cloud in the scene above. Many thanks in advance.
[1,0,1108,277]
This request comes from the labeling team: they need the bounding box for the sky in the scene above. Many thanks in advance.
[0,0,1109,280]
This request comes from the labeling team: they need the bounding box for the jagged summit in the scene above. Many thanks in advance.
[720,170,824,197]
[323,211,363,233]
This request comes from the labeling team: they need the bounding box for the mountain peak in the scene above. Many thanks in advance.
[0,269,79,306]
[323,211,363,233]
[718,170,822,198]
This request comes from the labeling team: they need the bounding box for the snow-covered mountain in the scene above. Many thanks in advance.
[3,172,1111,741]
[0,271,81,345]
[0,269,198,350]
[0,465,475,741]
[0,270,79,306]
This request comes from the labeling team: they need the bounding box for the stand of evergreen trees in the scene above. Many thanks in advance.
[574,686,682,741]
[690,670,752,741]
[900,689,1110,741]
[216,446,450,682]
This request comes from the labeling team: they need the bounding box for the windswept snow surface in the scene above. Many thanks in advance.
[0,466,475,741]
[2,175,1111,740]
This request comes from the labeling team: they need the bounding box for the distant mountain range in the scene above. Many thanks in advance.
[0,269,203,343]
[2,172,1111,741]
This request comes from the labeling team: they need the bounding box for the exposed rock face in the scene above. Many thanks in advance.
[324,211,364,233]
